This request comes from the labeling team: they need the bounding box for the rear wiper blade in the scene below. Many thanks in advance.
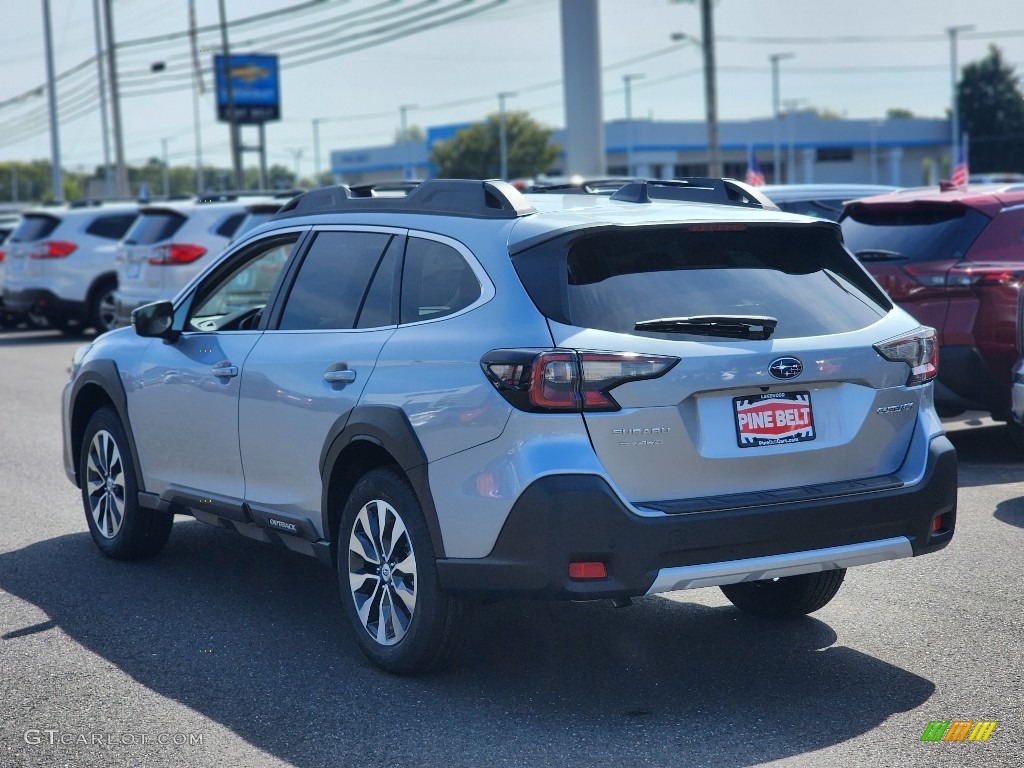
[634,315,778,340]
[855,248,905,261]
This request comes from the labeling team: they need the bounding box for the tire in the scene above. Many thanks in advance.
[89,280,119,334]
[80,406,173,560]
[338,467,472,674]
[720,568,846,618]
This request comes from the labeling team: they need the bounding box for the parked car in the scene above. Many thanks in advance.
[62,178,956,674]
[113,194,283,326]
[1,202,138,333]
[840,183,1024,430]
[759,184,899,221]
[0,223,18,328]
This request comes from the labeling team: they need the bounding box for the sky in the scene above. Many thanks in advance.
[0,0,1021,176]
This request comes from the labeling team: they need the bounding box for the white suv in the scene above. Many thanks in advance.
[114,195,282,326]
[2,203,138,333]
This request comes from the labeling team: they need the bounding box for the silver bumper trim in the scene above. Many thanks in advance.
[645,536,914,595]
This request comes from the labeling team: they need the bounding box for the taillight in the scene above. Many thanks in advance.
[29,240,77,259]
[148,243,206,265]
[0,250,5,263]
[481,349,679,412]
[874,327,938,386]
[946,265,1024,288]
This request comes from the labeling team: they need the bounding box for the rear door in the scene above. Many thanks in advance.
[513,222,922,503]
[238,228,401,525]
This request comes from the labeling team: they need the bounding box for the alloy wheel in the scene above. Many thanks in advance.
[85,429,126,539]
[347,499,418,646]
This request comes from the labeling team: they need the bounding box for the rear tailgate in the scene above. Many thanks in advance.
[513,221,929,504]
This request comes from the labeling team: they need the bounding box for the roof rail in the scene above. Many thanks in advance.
[275,179,536,219]
[348,180,424,198]
[530,177,638,195]
[609,178,779,210]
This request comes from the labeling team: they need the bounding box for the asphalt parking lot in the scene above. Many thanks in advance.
[1,328,1022,768]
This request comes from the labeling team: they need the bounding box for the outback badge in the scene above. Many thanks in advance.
[768,356,803,380]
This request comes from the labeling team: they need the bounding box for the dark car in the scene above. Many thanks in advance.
[840,183,1024,431]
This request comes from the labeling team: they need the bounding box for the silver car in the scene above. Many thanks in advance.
[62,178,956,674]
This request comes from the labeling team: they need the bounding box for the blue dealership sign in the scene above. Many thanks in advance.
[214,53,280,124]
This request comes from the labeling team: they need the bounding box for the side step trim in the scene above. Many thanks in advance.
[645,536,913,595]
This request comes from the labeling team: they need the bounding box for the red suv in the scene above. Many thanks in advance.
[840,184,1024,427]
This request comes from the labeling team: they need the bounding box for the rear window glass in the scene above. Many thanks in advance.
[85,213,137,240]
[215,212,246,238]
[840,205,990,264]
[512,224,890,340]
[124,210,186,245]
[11,214,59,242]
[232,210,277,240]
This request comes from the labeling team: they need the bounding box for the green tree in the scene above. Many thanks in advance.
[886,108,915,119]
[429,111,560,180]
[394,124,425,145]
[957,45,1024,172]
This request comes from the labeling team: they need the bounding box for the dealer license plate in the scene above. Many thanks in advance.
[733,391,815,448]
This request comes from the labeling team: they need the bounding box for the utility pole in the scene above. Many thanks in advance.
[622,74,644,177]
[218,0,242,189]
[91,0,113,198]
[947,25,974,168]
[103,0,128,198]
[399,104,417,180]
[498,92,516,180]
[699,0,720,178]
[161,138,171,198]
[312,118,324,181]
[559,0,604,177]
[769,53,794,185]
[42,0,63,203]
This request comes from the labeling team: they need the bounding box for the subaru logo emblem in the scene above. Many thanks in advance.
[768,357,803,380]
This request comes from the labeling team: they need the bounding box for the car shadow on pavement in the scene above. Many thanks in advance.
[0,520,935,768]
[993,496,1024,529]
[946,424,1024,487]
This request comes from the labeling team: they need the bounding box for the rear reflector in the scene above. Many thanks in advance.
[931,516,943,533]
[568,561,607,580]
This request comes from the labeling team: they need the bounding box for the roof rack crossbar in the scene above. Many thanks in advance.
[275,179,536,219]
[609,177,778,210]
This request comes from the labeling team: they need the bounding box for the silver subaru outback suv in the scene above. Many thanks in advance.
[61,178,957,674]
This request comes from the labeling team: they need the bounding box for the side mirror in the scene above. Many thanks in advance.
[132,301,179,341]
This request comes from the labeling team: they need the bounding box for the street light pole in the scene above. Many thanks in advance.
[91,0,113,198]
[498,92,516,180]
[42,0,63,203]
[769,53,794,185]
[103,0,128,198]
[699,0,720,177]
[399,104,417,180]
[947,25,974,168]
[312,118,324,181]
[218,0,242,190]
[161,138,171,198]
[622,74,644,177]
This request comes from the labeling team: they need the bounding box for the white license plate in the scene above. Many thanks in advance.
[125,261,141,279]
[8,256,25,273]
[734,391,815,448]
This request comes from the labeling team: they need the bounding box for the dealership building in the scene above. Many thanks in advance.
[330,113,951,187]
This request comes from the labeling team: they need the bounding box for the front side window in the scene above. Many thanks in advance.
[278,231,393,331]
[188,235,299,332]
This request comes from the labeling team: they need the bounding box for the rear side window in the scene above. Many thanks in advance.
[124,211,186,245]
[11,214,60,242]
[215,212,246,239]
[399,238,481,323]
[85,213,137,240]
[840,205,990,264]
[278,231,392,331]
[512,224,891,340]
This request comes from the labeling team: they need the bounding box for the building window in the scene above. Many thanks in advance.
[675,163,708,178]
[816,147,854,162]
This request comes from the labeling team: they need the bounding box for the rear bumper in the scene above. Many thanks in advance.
[1,287,84,322]
[436,434,957,599]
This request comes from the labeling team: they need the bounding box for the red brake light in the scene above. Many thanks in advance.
[30,240,77,259]
[148,243,206,265]
[874,327,938,386]
[481,349,679,412]
[0,250,4,263]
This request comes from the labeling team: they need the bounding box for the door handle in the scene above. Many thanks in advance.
[212,364,239,378]
[323,368,357,384]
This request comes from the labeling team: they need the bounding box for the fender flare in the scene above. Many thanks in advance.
[319,404,445,558]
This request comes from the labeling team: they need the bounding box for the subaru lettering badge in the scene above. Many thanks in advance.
[768,356,803,380]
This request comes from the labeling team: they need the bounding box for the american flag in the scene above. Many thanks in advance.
[951,134,969,189]
[745,146,765,187]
